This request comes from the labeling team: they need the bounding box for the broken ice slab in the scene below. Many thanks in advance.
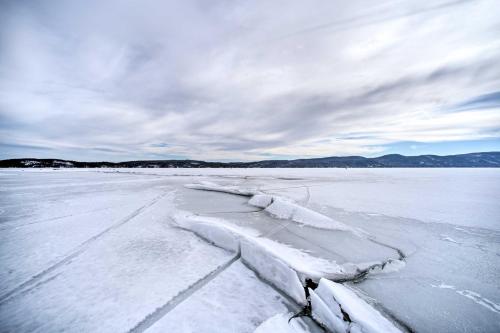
[177,187,402,267]
[310,278,403,333]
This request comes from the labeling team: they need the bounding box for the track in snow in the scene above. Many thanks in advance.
[128,254,241,333]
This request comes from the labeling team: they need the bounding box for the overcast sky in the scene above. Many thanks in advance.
[1,0,500,161]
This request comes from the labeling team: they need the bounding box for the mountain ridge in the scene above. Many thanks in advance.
[1,152,500,168]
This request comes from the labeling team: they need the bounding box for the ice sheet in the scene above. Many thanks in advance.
[1,168,498,333]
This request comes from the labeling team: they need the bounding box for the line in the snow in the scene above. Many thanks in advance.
[0,191,169,305]
[0,206,116,230]
[3,177,166,191]
[127,254,240,333]
[203,208,263,214]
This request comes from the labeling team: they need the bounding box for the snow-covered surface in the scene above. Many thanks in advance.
[1,168,499,333]
[0,172,235,332]
[147,260,297,333]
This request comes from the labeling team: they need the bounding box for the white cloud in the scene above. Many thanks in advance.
[1,0,499,161]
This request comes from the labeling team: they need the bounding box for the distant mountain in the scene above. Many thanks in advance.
[1,152,500,168]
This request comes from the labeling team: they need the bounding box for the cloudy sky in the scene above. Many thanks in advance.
[1,0,500,161]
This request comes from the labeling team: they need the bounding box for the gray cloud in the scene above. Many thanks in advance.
[453,91,500,111]
[1,0,500,161]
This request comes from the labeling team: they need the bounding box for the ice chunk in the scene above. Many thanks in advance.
[172,211,259,252]
[185,181,259,196]
[292,203,361,235]
[264,197,295,219]
[172,211,371,289]
[349,323,365,333]
[253,313,312,333]
[251,195,364,236]
[248,237,359,283]
[248,194,274,208]
[187,182,365,235]
[241,237,307,305]
[312,278,402,333]
[309,288,348,333]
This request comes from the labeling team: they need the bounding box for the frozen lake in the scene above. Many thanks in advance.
[0,168,499,333]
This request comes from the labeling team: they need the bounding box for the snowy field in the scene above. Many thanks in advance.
[0,168,499,333]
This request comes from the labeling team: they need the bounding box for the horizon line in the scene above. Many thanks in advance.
[2,151,499,164]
